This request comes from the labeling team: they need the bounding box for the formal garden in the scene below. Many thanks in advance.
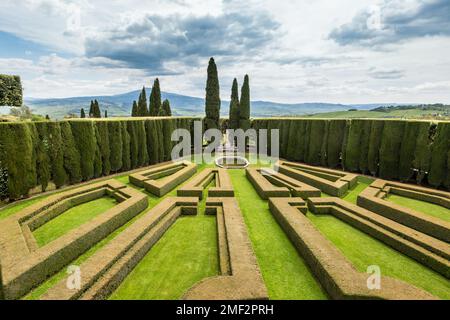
[0,116,449,300]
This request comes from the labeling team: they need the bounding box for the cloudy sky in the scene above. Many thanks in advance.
[0,0,449,104]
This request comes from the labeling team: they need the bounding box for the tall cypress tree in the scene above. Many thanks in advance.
[205,57,220,129]
[149,78,162,116]
[161,99,172,116]
[89,101,94,117]
[239,74,250,129]
[131,100,138,117]
[94,100,101,118]
[104,110,108,118]
[229,78,240,129]
[80,108,86,118]
[137,87,148,116]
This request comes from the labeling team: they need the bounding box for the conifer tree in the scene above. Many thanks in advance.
[239,74,250,128]
[94,100,101,118]
[229,78,240,129]
[137,87,148,116]
[80,108,86,118]
[149,78,162,116]
[89,100,94,117]
[131,100,138,117]
[104,110,108,118]
[161,99,172,116]
[205,57,220,129]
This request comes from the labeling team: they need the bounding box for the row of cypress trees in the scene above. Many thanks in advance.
[80,100,107,118]
[253,118,450,189]
[0,118,195,200]
[228,75,251,130]
[131,79,172,117]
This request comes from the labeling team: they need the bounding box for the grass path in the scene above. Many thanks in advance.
[228,169,328,300]
[387,194,450,222]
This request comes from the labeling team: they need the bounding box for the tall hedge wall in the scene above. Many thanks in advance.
[1,117,449,200]
[0,117,199,200]
[253,118,450,191]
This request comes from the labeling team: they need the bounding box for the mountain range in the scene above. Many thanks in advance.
[21,89,388,119]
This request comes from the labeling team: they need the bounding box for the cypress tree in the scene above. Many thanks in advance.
[108,121,123,172]
[229,78,240,130]
[379,121,405,180]
[131,101,138,117]
[47,122,66,188]
[137,121,148,166]
[146,120,159,164]
[34,123,51,191]
[367,120,385,176]
[89,101,94,118]
[96,121,110,176]
[137,87,148,116]
[306,120,325,165]
[149,78,162,116]
[127,121,138,168]
[94,100,101,118]
[162,119,175,161]
[70,121,96,181]
[239,75,250,129]
[104,110,108,118]
[80,108,86,118]
[320,120,329,167]
[327,120,346,168]
[413,122,432,184]
[45,115,50,120]
[161,99,172,116]
[343,120,365,172]
[398,121,421,182]
[121,122,131,171]
[428,122,450,188]
[60,122,81,184]
[205,57,220,130]
[358,120,372,174]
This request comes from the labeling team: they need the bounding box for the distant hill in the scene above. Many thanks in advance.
[23,89,371,119]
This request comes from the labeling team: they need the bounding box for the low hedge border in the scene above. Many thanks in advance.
[41,197,198,300]
[357,180,450,242]
[268,197,437,300]
[246,168,321,200]
[0,179,148,300]
[275,160,357,197]
[129,160,197,196]
[183,198,268,300]
[308,197,450,278]
[177,168,234,199]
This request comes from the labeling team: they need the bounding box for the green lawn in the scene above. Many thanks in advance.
[307,212,450,299]
[387,194,450,222]
[228,168,328,300]
[33,197,117,247]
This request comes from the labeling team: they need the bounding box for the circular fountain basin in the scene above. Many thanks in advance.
[215,155,249,169]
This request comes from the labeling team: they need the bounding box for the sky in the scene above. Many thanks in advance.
[0,0,449,104]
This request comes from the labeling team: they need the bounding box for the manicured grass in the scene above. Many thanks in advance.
[342,177,373,204]
[386,194,450,222]
[228,168,328,300]
[33,197,117,247]
[0,196,47,220]
[307,211,450,299]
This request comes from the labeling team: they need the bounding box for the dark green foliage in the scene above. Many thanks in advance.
[131,101,138,117]
[326,120,346,168]
[34,123,51,191]
[162,119,175,161]
[343,120,365,172]
[45,115,50,120]
[428,122,450,188]
[95,121,111,176]
[205,57,220,129]
[239,75,250,126]
[445,150,450,189]
[104,110,108,118]
[138,87,148,116]
[149,78,162,116]
[70,121,96,181]
[80,108,86,118]
[60,122,81,184]
[108,121,123,172]
[367,120,385,176]
[0,74,23,106]
[306,120,325,165]
[121,123,131,171]
[137,121,148,166]
[320,121,329,167]
[413,122,432,184]
[229,78,240,130]
[127,121,138,168]
[160,99,172,116]
[379,121,405,180]
[358,120,372,174]
[286,120,307,162]
[146,120,160,164]
[89,101,94,117]
[47,122,66,188]
[280,120,291,159]
[0,123,36,199]
[398,121,421,182]
[93,100,101,118]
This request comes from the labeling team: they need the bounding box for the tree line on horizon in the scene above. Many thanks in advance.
[131,78,172,117]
